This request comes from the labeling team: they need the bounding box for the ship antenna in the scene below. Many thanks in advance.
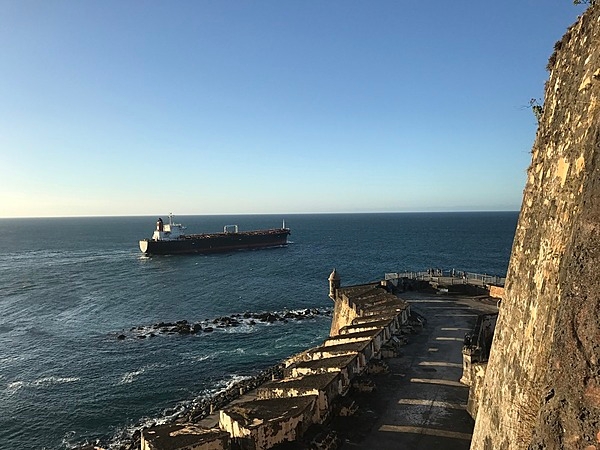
[283,219,286,229]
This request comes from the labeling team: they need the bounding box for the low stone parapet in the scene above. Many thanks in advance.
[340,317,395,338]
[323,328,383,348]
[466,362,487,419]
[488,285,504,299]
[292,340,372,368]
[219,396,318,450]
[256,372,342,422]
[141,424,229,450]
[284,353,360,390]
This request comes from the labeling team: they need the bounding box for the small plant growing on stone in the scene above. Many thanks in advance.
[529,98,544,123]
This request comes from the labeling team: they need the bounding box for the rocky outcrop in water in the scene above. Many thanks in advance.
[113,308,332,340]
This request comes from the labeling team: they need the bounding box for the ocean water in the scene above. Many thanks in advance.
[0,212,518,449]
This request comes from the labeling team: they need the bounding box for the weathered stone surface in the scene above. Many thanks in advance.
[284,354,361,380]
[219,396,318,450]
[329,282,409,336]
[141,424,229,450]
[471,5,600,449]
[466,362,487,419]
[257,372,342,422]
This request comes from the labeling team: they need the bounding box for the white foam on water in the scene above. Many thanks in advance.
[219,323,257,334]
[33,376,80,386]
[6,380,25,395]
[119,368,145,385]
[200,347,246,359]
[117,362,171,385]
[213,373,253,393]
[5,376,80,396]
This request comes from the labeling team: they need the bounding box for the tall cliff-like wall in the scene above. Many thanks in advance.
[471,5,600,450]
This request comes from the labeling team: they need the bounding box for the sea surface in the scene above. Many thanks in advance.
[0,212,518,449]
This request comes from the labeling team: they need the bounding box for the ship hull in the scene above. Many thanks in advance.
[139,229,290,255]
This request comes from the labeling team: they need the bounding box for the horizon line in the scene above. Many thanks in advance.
[1,210,520,220]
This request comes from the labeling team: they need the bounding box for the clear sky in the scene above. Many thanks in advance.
[0,1,587,217]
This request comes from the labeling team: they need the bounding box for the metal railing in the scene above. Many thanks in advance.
[385,269,505,287]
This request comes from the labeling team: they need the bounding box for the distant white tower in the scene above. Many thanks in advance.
[328,268,341,299]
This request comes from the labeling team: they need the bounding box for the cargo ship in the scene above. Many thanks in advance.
[139,214,291,255]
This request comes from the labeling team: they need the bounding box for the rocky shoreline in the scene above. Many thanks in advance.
[110,363,286,450]
[88,308,332,449]
[104,306,427,450]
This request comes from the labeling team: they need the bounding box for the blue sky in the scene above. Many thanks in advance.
[0,1,586,217]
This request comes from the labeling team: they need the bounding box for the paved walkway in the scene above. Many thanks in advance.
[337,291,498,449]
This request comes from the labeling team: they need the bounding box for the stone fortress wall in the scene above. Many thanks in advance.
[469,4,600,449]
[141,270,411,450]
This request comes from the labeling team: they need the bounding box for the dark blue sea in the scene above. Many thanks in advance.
[0,212,518,449]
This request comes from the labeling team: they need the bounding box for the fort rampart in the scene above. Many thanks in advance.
[470,4,600,448]
[140,272,410,450]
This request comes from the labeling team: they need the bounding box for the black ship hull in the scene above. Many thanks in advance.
[139,228,290,255]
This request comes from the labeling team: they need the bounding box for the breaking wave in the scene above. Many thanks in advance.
[119,369,145,385]
[5,376,80,396]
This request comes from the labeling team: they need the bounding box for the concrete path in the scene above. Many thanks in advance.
[340,291,497,450]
